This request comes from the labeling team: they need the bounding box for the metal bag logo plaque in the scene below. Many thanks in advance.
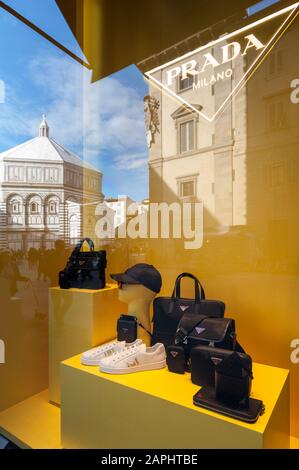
[145,3,299,122]
[179,305,189,312]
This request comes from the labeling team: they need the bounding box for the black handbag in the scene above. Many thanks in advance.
[59,238,106,290]
[151,273,225,347]
[191,346,251,387]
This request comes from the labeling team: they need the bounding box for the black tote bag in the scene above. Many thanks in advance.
[59,238,107,290]
[151,273,225,347]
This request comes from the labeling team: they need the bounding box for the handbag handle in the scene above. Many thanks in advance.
[69,238,94,262]
[172,273,205,302]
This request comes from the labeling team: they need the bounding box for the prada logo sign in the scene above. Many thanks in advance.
[165,34,264,87]
[145,3,299,122]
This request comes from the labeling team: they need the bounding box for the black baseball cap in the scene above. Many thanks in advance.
[111,263,162,293]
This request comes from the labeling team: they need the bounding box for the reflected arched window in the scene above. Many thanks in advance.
[11,200,20,214]
[31,202,38,213]
[49,202,57,214]
[69,214,79,239]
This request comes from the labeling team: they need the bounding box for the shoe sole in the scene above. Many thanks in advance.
[81,359,101,366]
[81,353,120,366]
[100,359,166,375]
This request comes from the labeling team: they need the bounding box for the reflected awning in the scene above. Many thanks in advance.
[55,0,255,82]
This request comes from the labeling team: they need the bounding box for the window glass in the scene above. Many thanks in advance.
[180,120,194,153]
[180,180,195,197]
[178,74,194,91]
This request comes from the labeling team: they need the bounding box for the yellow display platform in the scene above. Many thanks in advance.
[0,390,61,449]
[49,284,125,405]
[0,388,297,449]
[61,354,290,449]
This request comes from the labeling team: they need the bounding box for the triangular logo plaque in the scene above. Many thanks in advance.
[179,305,189,311]
[195,327,205,335]
[145,3,299,122]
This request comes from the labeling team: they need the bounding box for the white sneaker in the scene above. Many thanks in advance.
[99,342,166,374]
[81,339,142,366]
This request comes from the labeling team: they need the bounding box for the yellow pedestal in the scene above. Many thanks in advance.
[49,284,124,405]
[61,355,290,449]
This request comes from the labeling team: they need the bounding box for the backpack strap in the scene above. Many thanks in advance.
[138,322,152,338]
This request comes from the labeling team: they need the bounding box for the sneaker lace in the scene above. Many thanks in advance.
[111,345,138,363]
[90,341,118,357]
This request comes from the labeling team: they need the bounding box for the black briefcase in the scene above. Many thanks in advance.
[151,273,225,347]
[59,238,106,290]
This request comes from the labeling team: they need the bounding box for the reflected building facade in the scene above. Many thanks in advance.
[140,23,247,231]
[0,116,104,251]
[247,19,299,274]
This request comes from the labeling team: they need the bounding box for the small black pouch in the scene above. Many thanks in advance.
[117,315,137,343]
[215,351,253,406]
[166,345,186,374]
[191,346,251,387]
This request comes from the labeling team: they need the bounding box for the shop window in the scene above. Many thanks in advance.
[180,120,195,153]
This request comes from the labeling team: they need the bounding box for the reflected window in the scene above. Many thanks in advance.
[31,202,38,213]
[269,163,284,187]
[178,74,194,92]
[181,181,195,197]
[177,174,198,199]
[49,202,57,214]
[11,201,20,214]
[267,50,283,78]
[180,120,195,153]
[266,99,287,131]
